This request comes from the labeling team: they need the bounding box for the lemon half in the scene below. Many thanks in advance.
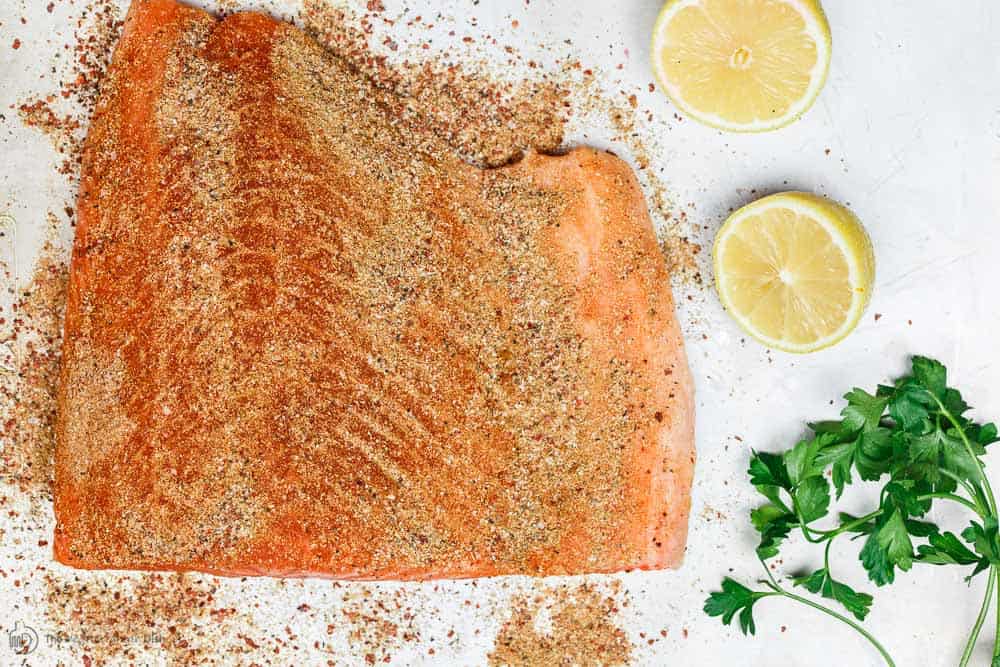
[651,0,832,132]
[713,192,874,353]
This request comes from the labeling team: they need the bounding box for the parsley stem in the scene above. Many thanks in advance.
[758,555,781,588]
[781,591,895,667]
[937,395,1000,665]
[798,524,828,543]
[994,567,1000,661]
[761,581,896,666]
[935,397,998,515]
[916,492,982,515]
[959,564,996,667]
[940,468,983,504]
[807,509,882,539]
[755,557,895,666]
[791,496,829,544]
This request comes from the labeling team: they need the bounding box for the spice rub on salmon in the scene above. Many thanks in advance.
[53,0,695,579]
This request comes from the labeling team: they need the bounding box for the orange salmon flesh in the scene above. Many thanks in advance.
[54,0,695,579]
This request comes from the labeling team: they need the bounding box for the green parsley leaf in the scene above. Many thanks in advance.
[704,578,768,635]
[792,568,874,621]
[963,518,1000,566]
[841,388,888,434]
[809,420,844,436]
[748,451,791,490]
[794,476,831,523]
[750,503,789,532]
[884,481,930,518]
[887,381,935,433]
[942,387,970,418]
[748,451,794,510]
[967,559,992,582]
[911,356,947,399]
[906,428,948,484]
[855,428,893,481]
[754,509,794,560]
[908,428,946,463]
[899,426,965,492]
[784,435,831,486]
[972,422,1000,447]
[940,431,982,482]
[904,519,939,538]
[916,532,980,566]
[814,441,855,498]
[860,507,913,586]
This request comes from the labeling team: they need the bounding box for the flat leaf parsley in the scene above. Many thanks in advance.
[705,357,1000,666]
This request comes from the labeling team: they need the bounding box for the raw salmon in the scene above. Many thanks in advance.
[53,0,695,579]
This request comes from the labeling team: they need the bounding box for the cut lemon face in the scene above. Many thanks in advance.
[713,192,874,353]
[651,0,832,132]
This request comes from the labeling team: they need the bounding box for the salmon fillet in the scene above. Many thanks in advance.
[53,0,695,579]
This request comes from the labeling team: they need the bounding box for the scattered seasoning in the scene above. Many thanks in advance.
[336,586,425,664]
[0,242,69,500]
[657,230,701,285]
[489,583,632,666]
[16,0,122,177]
[700,505,727,522]
[44,572,255,665]
[300,0,568,167]
[17,100,82,176]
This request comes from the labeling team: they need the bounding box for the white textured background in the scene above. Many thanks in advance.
[2,0,1000,665]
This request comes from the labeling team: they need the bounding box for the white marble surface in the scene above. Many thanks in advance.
[2,0,999,665]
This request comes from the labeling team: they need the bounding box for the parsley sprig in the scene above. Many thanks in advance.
[705,357,1000,666]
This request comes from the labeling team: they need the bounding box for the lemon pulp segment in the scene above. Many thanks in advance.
[713,192,874,352]
[652,0,831,132]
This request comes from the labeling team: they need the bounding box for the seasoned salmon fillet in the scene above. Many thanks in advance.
[53,0,695,579]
